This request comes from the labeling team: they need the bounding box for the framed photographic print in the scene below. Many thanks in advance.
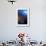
[16,8,30,27]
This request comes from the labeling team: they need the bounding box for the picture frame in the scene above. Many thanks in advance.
[16,8,30,27]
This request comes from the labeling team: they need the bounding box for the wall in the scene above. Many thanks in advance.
[0,0,46,42]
